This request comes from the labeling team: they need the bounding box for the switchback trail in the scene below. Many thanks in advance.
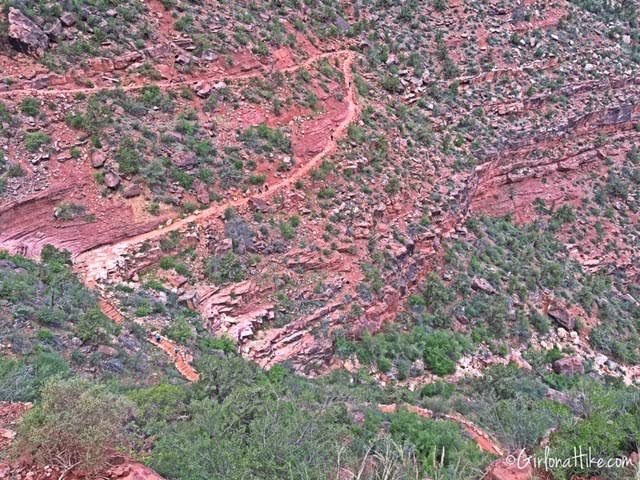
[75,50,359,285]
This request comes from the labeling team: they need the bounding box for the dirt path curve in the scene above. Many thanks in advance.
[148,334,200,382]
[378,403,504,457]
[75,51,359,285]
[0,49,354,98]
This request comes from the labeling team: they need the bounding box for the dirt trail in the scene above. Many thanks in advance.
[76,49,359,381]
[75,51,359,285]
[378,403,504,457]
[99,298,126,324]
[148,334,200,382]
[100,297,200,381]
[0,49,353,98]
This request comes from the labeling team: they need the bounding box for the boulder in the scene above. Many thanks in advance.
[553,355,584,375]
[44,19,62,40]
[97,345,119,357]
[172,151,197,169]
[176,53,192,65]
[60,12,77,27]
[201,50,218,62]
[123,184,142,198]
[91,150,106,168]
[194,81,212,98]
[193,179,210,204]
[114,52,143,70]
[107,461,164,480]
[105,172,121,189]
[8,8,49,56]
[335,15,351,33]
[89,57,115,72]
[472,277,498,295]
[248,197,269,212]
[547,304,575,330]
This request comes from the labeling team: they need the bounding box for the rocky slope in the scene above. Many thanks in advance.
[0,0,639,479]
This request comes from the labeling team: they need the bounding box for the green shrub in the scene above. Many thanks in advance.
[20,97,40,117]
[129,383,188,434]
[14,377,134,474]
[165,316,194,344]
[199,335,236,354]
[150,356,357,480]
[422,331,466,376]
[24,132,51,152]
[205,252,246,285]
[0,352,69,402]
[54,202,86,221]
[545,381,640,480]
[116,137,142,175]
[240,123,291,154]
[6,163,25,177]
[76,308,117,345]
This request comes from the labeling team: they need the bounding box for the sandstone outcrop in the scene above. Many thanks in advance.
[8,8,49,56]
[553,355,584,375]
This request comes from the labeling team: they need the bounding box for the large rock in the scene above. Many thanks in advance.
[44,19,62,40]
[472,276,498,295]
[8,8,49,56]
[105,172,121,189]
[113,51,143,70]
[107,461,165,479]
[172,151,197,169]
[194,81,212,98]
[97,345,119,357]
[547,304,575,330]
[193,179,210,204]
[59,12,76,27]
[123,184,142,198]
[91,150,106,168]
[553,355,584,375]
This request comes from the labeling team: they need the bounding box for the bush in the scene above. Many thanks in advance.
[0,352,69,402]
[164,316,194,344]
[54,202,86,221]
[24,131,51,152]
[20,97,40,117]
[150,356,357,480]
[129,383,188,434]
[76,307,117,345]
[422,331,466,376]
[545,381,640,480]
[116,137,142,175]
[205,252,246,285]
[199,335,236,354]
[14,377,134,474]
[239,123,291,154]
